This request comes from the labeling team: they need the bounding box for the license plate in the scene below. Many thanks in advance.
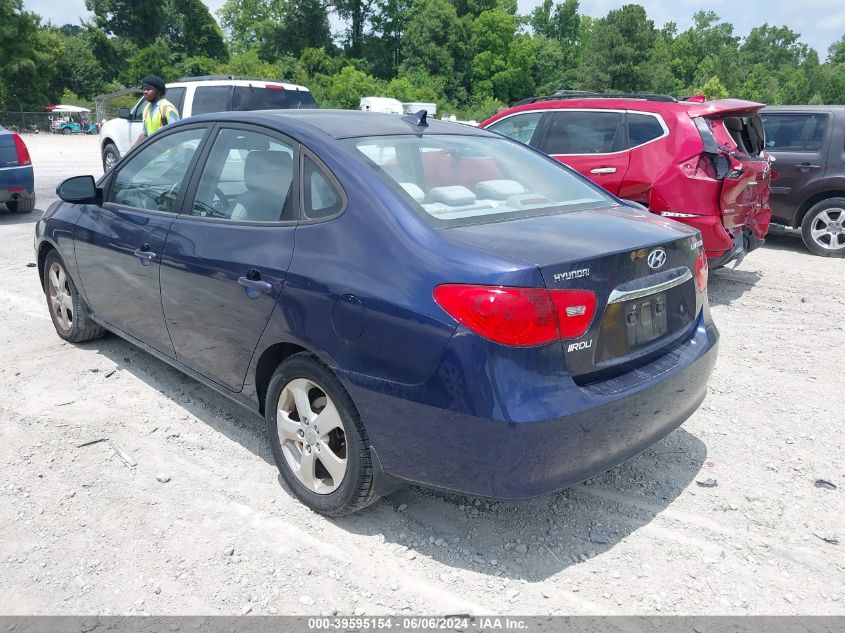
[624,293,668,348]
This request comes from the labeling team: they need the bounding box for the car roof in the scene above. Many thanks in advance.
[761,105,845,112]
[199,109,495,140]
[166,79,312,91]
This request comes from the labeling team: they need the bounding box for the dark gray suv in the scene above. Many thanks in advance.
[761,105,845,257]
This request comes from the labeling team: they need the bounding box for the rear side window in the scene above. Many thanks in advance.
[232,87,319,110]
[486,112,543,144]
[540,111,624,154]
[762,114,828,152]
[627,113,665,147]
[192,86,231,116]
[303,157,343,219]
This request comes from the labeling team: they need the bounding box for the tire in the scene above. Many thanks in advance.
[6,197,34,213]
[265,353,376,516]
[102,142,120,172]
[801,198,845,257]
[43,251,106,343]
[61,127,72,135]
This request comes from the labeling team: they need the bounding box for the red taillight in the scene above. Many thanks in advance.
[12,134,31,166]
[265,84,285,90]
[694,250,708,292]
[549,289,597,340]
[433,284,596,347]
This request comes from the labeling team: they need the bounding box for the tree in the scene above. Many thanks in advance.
[167,0,229,62]
[400,0,471,103]
[578,4,656,92]
[219,0,283,54]
[85,0,166,47]
[0,0,62,108]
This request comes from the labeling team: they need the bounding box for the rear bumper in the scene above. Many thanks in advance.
[0,166,35,203]
[341,310,719,499]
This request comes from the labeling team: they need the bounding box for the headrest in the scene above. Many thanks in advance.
[245,151,293,191]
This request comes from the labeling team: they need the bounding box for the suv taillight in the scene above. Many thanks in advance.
[433,284,596,347]
[12,134,31,166]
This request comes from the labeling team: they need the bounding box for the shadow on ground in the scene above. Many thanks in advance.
[0,207,42,226]
[81,330,707,582]
[707,267,762,306]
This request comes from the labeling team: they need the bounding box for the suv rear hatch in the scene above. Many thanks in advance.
[444,205,708,381]
[689,100,772,241]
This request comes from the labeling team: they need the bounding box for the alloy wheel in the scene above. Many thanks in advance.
[276,378,348,494]
[809,207,845,251]
[47,261,74,331]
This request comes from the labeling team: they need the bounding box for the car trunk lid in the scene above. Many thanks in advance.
[443,205,706,379]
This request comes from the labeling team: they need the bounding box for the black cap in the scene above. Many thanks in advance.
[140,75,166,95]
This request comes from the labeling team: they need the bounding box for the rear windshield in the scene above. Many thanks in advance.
[232,86,318,111]
[342,134,611,226]
[0,136,18,167]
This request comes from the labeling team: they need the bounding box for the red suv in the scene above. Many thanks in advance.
[481,92,772,267]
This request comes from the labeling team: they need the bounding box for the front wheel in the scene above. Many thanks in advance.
[102,142,120,172]
[43,251,106,343]
[265,353,376,516]
[801,198,845,257]
[61,127,72,135]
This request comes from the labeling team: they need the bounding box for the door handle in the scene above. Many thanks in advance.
[133,247,157,265]
[799,163,821,170]
[238,272,272,298]
[590,167,617,174]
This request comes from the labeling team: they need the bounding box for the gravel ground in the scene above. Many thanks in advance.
[0,134,843,616]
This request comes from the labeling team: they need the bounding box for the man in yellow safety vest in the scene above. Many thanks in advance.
[133,74,180,147]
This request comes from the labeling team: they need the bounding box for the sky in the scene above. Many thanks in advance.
[22,0,845,61]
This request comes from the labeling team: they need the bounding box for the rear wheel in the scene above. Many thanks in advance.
[265,353,376,516]
[43,251,106,343]
[102,142,120,172]
[61,127,72,135]
[6,197,34,213]
[801,198,845,257]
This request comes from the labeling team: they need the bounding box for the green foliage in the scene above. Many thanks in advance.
[4,0,845,114]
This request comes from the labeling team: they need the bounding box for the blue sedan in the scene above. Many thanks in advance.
[0,125,35,213]
[35,110,718,515]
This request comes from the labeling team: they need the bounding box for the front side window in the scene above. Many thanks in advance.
[192,86,231,116]
[191,129,295,222]
[486,112,543,144]
[541,111,625,155]
[109,128,205,212]
[762,113,828,152]
[344,134,610,225]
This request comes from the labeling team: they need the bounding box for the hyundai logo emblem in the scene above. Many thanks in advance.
[647,248,667,269]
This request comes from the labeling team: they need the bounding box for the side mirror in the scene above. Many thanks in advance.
[56,176,102,205]
[118,107,131,119]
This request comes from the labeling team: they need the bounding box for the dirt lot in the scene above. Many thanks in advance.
[0,134,843,616]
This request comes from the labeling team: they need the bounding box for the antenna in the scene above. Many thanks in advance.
[402,109,428,128]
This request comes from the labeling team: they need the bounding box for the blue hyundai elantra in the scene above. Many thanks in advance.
[35,110,718,515]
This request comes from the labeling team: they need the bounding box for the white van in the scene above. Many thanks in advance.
[100,76,317,170]
[359,97,404,115]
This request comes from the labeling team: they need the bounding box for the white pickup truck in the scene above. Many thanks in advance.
[100,76,317,170]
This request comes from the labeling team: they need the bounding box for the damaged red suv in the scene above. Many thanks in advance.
[481,92,772,267]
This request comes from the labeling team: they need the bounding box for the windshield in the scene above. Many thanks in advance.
[342,134,611,225]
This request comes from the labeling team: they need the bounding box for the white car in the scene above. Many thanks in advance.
[100,76,317,170]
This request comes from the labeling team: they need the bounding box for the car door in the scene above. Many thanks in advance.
[159,125,298,391]
[536,109,630,195]
[761,111,830,225]
[74,126,209,355]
